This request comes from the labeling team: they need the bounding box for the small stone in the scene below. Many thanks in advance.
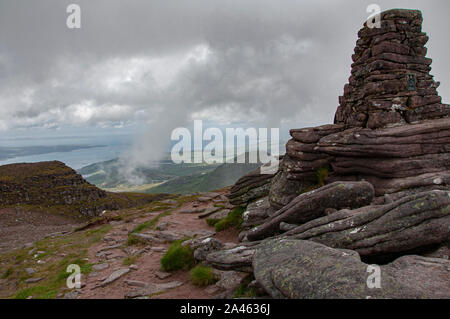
[100,268,130,287]
[25,277,43,284]
[125,281,183,299]
[179,207,205,214]
[124,280,147,287]
[205,285,221,294]
[25,268,35,275]
[156,222,169,231]
[129,264,138,270]
[63,291,79,299]
[92,263,109,271]
[155,271,171,279]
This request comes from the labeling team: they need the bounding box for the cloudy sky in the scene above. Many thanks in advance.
[0,0,449,163]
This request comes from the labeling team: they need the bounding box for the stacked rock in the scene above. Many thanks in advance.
[284,124,343,180]
[334,9,449,129]
[228,167,275,206]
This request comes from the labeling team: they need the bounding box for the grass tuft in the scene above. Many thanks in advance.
[1,268,13,279]
[160,240,195,272]
[190,265,217,287]
[316,166,330,187]
[214,206,245,232]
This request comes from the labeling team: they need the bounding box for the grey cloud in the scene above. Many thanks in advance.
[0,0,449,179]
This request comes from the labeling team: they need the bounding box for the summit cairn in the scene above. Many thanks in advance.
[204,9,450,299]
[335,9,449,129]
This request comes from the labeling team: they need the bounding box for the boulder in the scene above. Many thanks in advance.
[182,236,224,261]
[206,244,258,272]
[268,168,311,209]
[241,196,277,229]
[285,190,450,259]
[253,238,450,299]
[247,181,374,241]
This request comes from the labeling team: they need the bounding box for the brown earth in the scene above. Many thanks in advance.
[0,207,82,254]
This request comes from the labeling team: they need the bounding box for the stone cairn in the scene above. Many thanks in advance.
[336,9,449,128]
[198,9,450,299]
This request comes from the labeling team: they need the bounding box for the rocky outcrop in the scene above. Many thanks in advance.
[316,118,450,195]
[210,9,450,299]
[227,167,275,206]
[253,239,450,299]
[247,181,374,241]
[284,190,450,260]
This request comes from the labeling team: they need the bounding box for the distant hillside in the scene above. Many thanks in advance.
[146,162,261,194]
[0,161,169,219]
[78,157,219,188]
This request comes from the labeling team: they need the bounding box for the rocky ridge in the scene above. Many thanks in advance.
[0,161,165,218]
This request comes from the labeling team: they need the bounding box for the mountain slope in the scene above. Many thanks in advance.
[0,161,169,219]
[146,162,261,194]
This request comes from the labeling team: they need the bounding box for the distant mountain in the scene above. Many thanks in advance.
[0,145,104,161]
[78,152,269,194]
[145,162,261,194]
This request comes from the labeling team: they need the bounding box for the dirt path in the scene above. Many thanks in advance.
[78,191,239,299]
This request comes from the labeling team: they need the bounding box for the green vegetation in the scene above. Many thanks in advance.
[214,206,246,232]
[146,162,261,195]
[232,275,256,298]
[160,240,195,272]
[126,235,142,246]
[206,217,220,226]
[1,268,13,279]
[190,265,217,287]
[232,283,257,298]
[122,255,139,266]
[316,166,330,187]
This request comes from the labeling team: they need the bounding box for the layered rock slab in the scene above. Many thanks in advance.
[253,239,450,299]
[247,181,374,241]
[228,167,275,206]
[285,190,450,258]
